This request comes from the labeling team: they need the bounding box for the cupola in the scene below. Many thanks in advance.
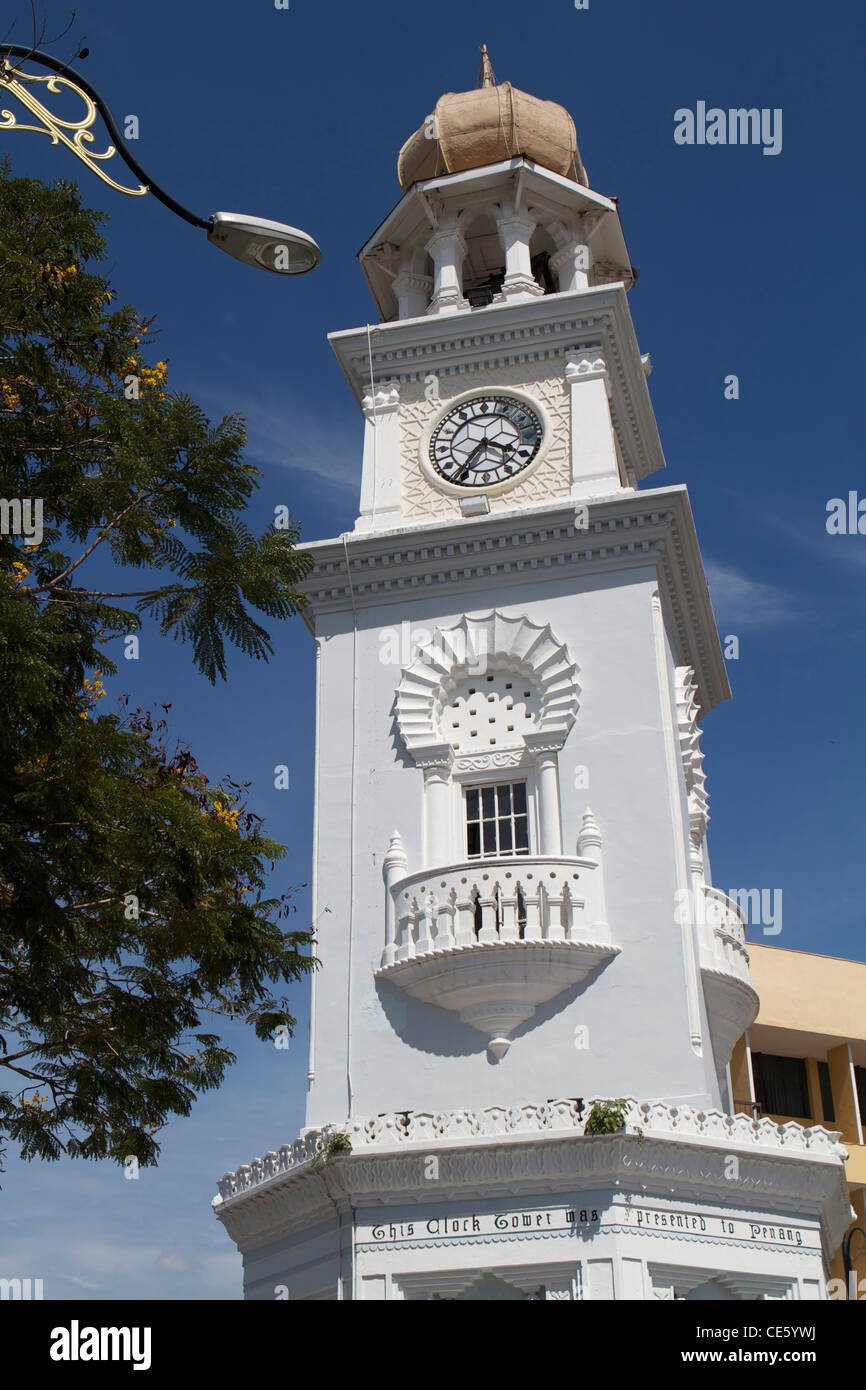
[357,47,636,322]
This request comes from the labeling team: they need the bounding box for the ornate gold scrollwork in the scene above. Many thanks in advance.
[0,58,148,196]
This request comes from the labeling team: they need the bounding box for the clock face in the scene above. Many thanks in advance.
[428,394,543,488]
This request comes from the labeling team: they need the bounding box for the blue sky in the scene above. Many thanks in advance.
[1,0,864,1300]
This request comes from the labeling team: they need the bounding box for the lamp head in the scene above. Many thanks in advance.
[207,212,321,275]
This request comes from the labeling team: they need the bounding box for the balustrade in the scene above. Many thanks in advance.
[390,857,601,965]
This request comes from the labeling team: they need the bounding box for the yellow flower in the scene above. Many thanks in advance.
[82,674,107,703]
[1,378,21,409]
[40,263,78,286]
[138,361,168,395]
[212,796,240,830]
[14,752,50,774]
[10,561,30,585]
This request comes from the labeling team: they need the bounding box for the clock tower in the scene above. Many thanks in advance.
[214,51,849,1301]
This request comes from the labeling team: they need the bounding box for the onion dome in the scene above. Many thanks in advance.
[397,45,588,192]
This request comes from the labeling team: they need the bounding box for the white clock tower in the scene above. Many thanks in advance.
[214,51,849,1301]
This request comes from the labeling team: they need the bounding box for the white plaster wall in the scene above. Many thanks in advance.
[305,555,721,1127]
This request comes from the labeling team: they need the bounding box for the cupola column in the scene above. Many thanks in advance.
[425,225,469,314]
[496,208,544,302]
[394,249,433,319]
[551,238,592,292]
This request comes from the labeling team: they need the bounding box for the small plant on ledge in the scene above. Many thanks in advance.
[583,1099,645,1144]
[311,1131,353,1170]
[324,1132,353,1159]
[583,1098,630,1135]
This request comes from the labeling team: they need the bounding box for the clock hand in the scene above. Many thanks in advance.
[455,439,510,483]
[453,441,487,482]
[463,441,488,469]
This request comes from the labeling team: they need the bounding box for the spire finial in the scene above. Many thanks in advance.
[477,44,496,89]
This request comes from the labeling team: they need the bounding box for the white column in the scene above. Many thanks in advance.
[565,351,623,497]
[393,251,432,318]
[551,238,591,291]
[496,209,544,301]
[425,226,468,314]
[536,754,562,856]
[382,830,408,968]
[423,764,452,865]
[356,383,401,534]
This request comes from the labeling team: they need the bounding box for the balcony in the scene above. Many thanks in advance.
[698,884,759,1061]
[697,886,753,987]
[376,852,618,1058]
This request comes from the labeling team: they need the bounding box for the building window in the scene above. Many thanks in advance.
[818,1061,835,1123]
[465,782,529,859]
[751,1053,810,1118]
[856,1067,866,1124]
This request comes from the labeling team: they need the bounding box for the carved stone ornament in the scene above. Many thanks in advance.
[394,610,579,762]
[675,665,709,855]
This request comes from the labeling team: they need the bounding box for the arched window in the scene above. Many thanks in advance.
[460,209,506,308]
[394,610,579,867]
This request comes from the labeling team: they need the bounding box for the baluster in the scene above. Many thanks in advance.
[546,872,566,941]
[499,877,519,941]
[522,875,542,940]
[434,887,456,950]
[561,881,574,939]
[454,879,476,947]
[415,890,436,955]
[477,873,498,942]
[395,893,414,962]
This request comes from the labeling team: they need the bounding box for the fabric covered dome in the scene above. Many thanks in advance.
[397,47,588,191]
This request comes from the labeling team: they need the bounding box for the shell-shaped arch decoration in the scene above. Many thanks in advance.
[394,610,580,760]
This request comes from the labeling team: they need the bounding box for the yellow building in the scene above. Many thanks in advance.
[731,945,866,1296]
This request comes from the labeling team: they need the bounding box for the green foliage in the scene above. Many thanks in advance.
[312,1131,352,1169]
[583,1099,630,1135]
[0,161,316,1174]
[324,1132,352,1159]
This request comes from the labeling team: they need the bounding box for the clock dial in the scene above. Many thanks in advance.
[429,395,543,488]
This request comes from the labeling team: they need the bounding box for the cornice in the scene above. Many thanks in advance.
[213,1099,850,1258]
[329,286,664,485]
[217,1135,849,1261]
[300,486,731,714]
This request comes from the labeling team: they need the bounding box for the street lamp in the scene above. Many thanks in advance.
[842,1225,866,1298]
[0,43,321,275]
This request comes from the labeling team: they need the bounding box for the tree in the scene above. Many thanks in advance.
[0,160,315,1174]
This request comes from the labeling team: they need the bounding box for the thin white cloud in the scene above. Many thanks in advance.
[704,559,801,628]
[154,1251,195,1274]
[195,383,360,489]
[770,510,866,572]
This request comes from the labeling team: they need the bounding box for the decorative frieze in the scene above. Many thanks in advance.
[675,665,710,871]
[215,1097,846,1204]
